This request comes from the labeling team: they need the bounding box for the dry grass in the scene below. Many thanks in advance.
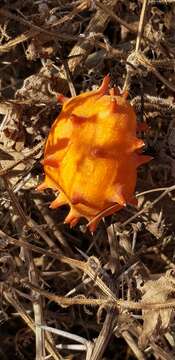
[0,1,175,359]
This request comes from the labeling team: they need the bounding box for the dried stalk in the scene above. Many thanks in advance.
[4,290,61,360]
[135,0,149,52]
[90,308,117,360]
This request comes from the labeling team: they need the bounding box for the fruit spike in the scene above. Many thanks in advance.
[122,90,128,100]
[71,193,100,209]
[37,176,58,191]
[135,139,145,149]
[90,143,119,159]
[90,146,109,158]
[43,154,60,168]
[64,208,80,227]
[109,98,117,113]
[57,94,69,104]
[87,217,100,233]
[136,155,153,167]
[70,114,87,124]
[71,193,83,205]
[109,186,127,206]
[50,192,67,209]
[109,86,120,96]
[38,74,152,230]
[87,203,122,232]
[71,193,85,205]
[56,137,69,150]
[129,197,138,206]
[97,74,110,95]
[131,138,145,151]
[37,181,48,192]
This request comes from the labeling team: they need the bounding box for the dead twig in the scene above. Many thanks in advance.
[121,330,146,360]
[4,290,61,360]
[122,184,175,227]
[0,30,38,53]
[90,308,117,360]
[95,0,137,34]
[0,141,44,176]
[135,0,149,53]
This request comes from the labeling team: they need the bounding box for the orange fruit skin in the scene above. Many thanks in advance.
[38,75,152,231]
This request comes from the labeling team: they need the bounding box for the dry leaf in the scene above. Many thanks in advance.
[139,270,175,348]
[0,146,14,160]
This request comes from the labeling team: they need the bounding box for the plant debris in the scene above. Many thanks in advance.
[0,1,175,359]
